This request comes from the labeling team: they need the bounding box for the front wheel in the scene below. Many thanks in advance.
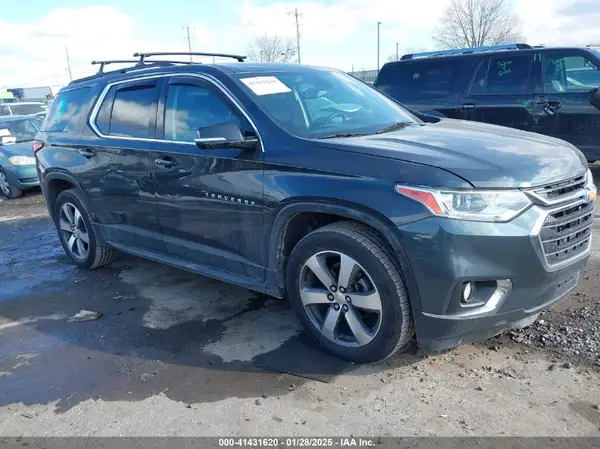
[286,221,414,363]
[54,189,116,269]
[0,168,22,199]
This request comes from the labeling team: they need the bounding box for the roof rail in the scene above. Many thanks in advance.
[133,52,246,63]
[92,60,142,74]
[91,59,195,75]
[400,43,532,60]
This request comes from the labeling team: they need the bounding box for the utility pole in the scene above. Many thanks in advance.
[288,8,302,63]
[65,46,72,82]
[377,21,382,69]
[184,25,193,61]
[396,42,399,61]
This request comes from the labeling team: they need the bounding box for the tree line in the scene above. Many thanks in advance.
[248,0,522,64]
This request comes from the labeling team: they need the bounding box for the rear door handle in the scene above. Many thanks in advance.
[154,158,177,169]
[461,104,474,110]
[78,148,96,158]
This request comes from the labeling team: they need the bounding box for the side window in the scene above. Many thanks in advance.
[543,53,600,93]
[375,60,458,98]
[108,83,158,138]
[0,106,7,116]
[41,87,92,133]
[468,59,490,95]
[164,83,242,142]
[469,55,532,95]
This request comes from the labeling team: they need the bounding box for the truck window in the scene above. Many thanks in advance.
[542,53,600,92]
[376,60,458,99]
[468,55,532,95]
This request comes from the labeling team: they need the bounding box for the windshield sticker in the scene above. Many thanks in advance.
[0,129,10,137]
[241,76,292,96]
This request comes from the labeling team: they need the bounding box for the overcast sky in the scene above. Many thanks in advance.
[0,0,598,90]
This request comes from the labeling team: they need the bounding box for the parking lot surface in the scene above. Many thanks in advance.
[1,168,600,436]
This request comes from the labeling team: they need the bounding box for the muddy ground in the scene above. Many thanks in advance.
[1,168,600,436]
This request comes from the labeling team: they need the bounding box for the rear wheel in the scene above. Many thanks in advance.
[54,189,116,269]
[286,221,413,363]
[0,169,22,199]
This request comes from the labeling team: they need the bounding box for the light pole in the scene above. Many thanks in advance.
[396,42,399,61]
[377,21,382,69]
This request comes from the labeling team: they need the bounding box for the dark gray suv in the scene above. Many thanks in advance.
[34,52,596,362]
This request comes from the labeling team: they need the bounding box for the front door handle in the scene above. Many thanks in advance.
[461,103,475,110]
[154,158,178,169]
[543,101,562,116]
[78,148,96,158]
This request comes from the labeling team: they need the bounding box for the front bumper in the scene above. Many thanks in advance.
[398,203,593,353]
[5,164,39,189]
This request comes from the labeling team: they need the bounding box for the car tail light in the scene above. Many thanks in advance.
[32,140,44,155]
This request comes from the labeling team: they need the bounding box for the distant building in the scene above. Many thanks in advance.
[7,86,54,102]
[348,69,379,84]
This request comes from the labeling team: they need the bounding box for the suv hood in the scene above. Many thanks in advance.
[317,119,587,188]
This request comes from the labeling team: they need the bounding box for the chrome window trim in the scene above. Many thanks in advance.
[88,72,265,152]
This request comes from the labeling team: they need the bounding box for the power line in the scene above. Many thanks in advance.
[377,21,382,69]
[288,8,302,64]
[65,46,73,82]
[183,24,194,61]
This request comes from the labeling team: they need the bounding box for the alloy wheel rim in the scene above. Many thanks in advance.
[299,251,383,347]
[59,202,90,260]
[0,173,9,195]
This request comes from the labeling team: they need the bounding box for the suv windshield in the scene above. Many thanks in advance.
[11,104,47,115]
[0,116,42,144]
[236,70,418,138]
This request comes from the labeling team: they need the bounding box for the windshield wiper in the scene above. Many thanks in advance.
[375,121,415,134]
[316,132,370,139]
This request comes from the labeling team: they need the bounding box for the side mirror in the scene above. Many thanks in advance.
[194,123,258,151]
[589,88,600,111]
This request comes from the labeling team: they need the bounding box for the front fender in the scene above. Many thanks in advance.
[267,200,424,312]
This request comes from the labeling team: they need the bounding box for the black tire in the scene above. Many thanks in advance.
[286,221,414,363]
[54,189,116,269]
[0,168,22,199]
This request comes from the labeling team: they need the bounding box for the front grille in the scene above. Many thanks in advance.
[532,175,586,202]
[540,201,594,266]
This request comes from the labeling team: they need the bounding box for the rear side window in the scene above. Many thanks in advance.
[468,55,532,95]
[42,87,92,133]
[108,84,158,138]
[375,60,458,99]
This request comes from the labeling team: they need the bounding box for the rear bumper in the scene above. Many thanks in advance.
[397,204,593,353]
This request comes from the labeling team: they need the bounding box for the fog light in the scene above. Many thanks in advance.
[462,282,474,302]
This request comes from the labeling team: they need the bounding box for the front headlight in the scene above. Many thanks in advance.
[585,169,597,202]
[395,185,532,222]
[8,155,36,166]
